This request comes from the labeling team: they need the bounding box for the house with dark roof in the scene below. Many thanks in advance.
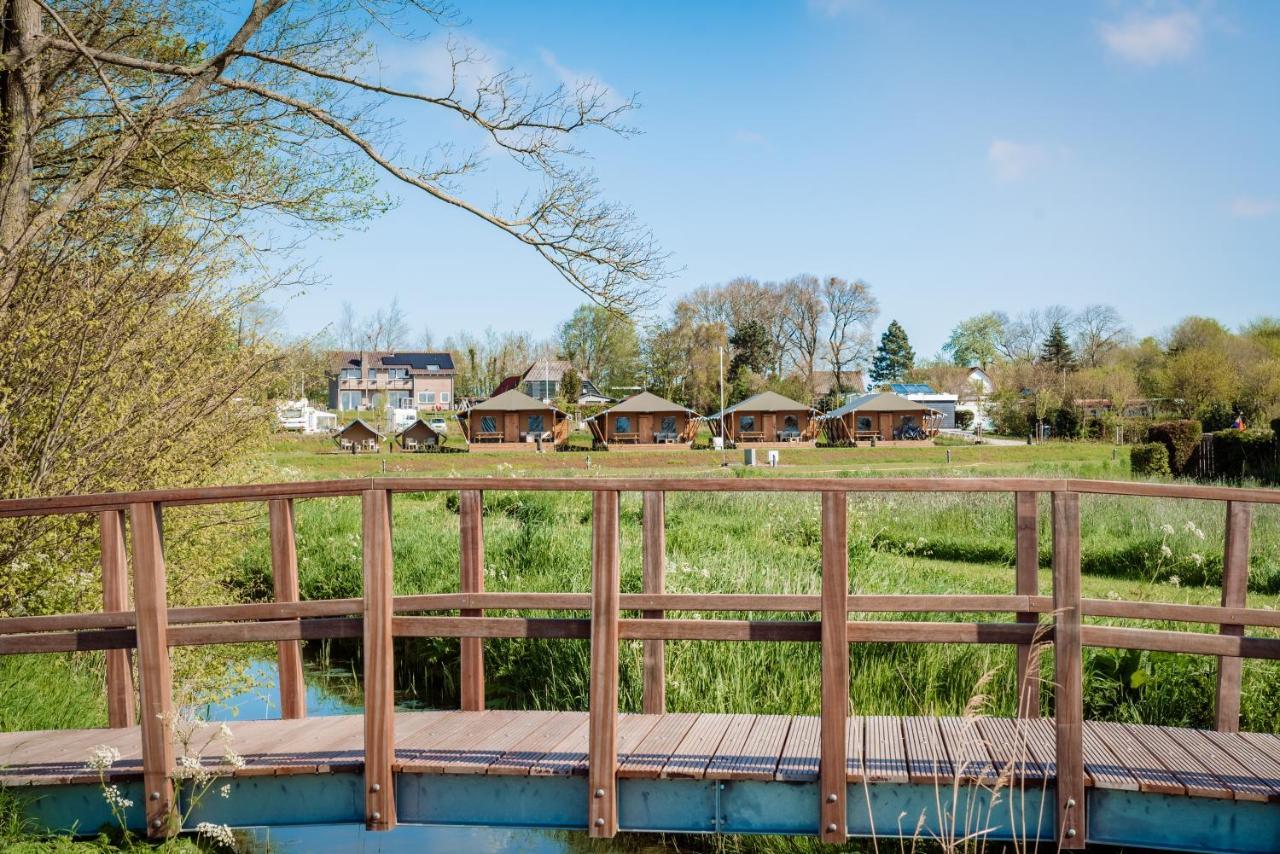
[328,351,456,412]
[706,391,819,446]
[457,389,571,450]
[585,392,699,447]
[492,359,611,405]
[820,392,942,443]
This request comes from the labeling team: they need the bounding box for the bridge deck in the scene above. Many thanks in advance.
[5,711,1280,801]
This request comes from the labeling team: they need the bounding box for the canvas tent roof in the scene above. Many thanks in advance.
[465,388,565,414]
[336,418,384,438]
[822,392,937,419]
[586,391,694,421]
[706,390,815,421]
[396,418,440,439]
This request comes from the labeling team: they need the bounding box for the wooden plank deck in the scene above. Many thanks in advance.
[3,711,1280,803]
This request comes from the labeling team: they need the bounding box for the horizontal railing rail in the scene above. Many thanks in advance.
[0,476,1275,846]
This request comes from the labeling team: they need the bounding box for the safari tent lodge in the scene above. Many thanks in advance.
[395,418,443,452]
[457,389,570,450]
[821,392,942,443]
[707,390,818,447]
[586,391,699,448]
[334,419,383,452]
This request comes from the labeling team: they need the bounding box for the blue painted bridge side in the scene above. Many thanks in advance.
[11,773,1280,852]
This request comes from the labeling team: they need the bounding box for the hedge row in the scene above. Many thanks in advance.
[1211,429,1280,482]
[1146,420,1203,476]
[1130,443,1171,477]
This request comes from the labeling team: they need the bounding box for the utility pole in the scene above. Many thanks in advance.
[719,346,728,467]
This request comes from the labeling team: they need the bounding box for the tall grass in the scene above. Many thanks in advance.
[230,486,1280,731]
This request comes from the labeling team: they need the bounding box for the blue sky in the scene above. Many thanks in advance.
[276,1,1279,357]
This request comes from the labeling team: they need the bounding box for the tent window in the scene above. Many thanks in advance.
[480,416,497,434]
[615,416,631,434]
[661,415,677,433]
[856,416,873,432]
[528,414,544,433]
[783,415,799,431]
[739,415,755,432]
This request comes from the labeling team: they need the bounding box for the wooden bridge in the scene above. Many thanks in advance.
[2,476,1280,851]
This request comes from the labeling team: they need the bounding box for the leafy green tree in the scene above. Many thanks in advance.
[943,313,1005,368]
[559,304,641,395]
[870,320,915,385]
[559,367,583,405]
[728,320,775,380]
[1039,322,1078,373]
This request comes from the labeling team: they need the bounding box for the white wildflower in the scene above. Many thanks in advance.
[1184,521,1206,540]
[87,745,121,771]
[220,783,232,799]
[1161,524,1175,536]
[1160,544,1173,558]
[1190,553,1205,566]
[103,785,133,809]
[223,749,246,770]
[1169,575,1181,587]
[1106,591,1120,601]
[196,821,237,848]
[218,722,233,741]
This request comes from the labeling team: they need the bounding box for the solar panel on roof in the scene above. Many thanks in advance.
[889,383,935,394]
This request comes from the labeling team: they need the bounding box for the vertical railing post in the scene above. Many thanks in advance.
[819,491,849,843]
[641,490,666,714]
[269,499,306,719]
[1015,491,1040,718]
[459,489,485,711]
[588,490,621,838]
[129,502,174,837]
[1052,491,1085,848]
[1215,501,1252,732]
[362,489,395,831]
[100,509,135,728]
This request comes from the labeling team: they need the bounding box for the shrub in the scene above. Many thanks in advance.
[1211,429,1279,482]
[1146,420,1202,476]
[1196,400,1238,432]
[953,409,974,430]
[1052,406,1082,439]
[1130,443,1170,477]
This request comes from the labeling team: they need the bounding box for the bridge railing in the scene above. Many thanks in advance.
[1,477,1279,845]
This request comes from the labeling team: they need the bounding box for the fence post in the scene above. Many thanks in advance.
[459,489,485,711]
[100,509,135,728]
[362,489,396,831]
[269,499,306,719]
[642,490,666,714]
[1215,501,1252,732]
[128,502,174,838]
[588,490,621,838]
[1052,491,1085,849]
[1015,492,1040,718]
[819,491,849,843]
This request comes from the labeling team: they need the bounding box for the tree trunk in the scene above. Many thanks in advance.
[0,0,40,255]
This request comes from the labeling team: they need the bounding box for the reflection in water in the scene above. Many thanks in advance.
[198,659,362,721]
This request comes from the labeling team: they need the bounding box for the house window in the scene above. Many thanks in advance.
[418,391,435,404]
[339,391,361,410]
[528,414,544,434]
[856,415,873,432]
[340,368,359,381]
[783,415,799,432]
[440,392,450,404]
[615,416,631,434]
[480,416,497,434]
[392,394,412,408]
[367,369,378,383]
[660,415,677,434]
[388,368,407,380]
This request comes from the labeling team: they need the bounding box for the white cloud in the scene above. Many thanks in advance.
[1230,196,1278,219]
[1099,10,1201,66]
[378,35,504,96]
[987,140,1050,182]
[807,0,871,17]
[732,130,768,146]
[538,48,619,104]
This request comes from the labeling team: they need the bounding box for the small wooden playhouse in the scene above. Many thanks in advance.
[585,391,699,448]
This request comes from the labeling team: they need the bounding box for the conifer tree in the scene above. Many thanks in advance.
[870,320,915,385]
[1039,321,1078,373]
